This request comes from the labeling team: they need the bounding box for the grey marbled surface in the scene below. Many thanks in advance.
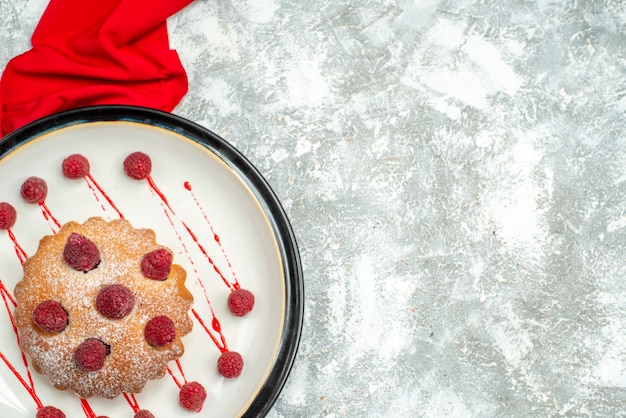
[2,0,626,416]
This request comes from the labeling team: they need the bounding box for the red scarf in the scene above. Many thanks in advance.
[0,0,193,136]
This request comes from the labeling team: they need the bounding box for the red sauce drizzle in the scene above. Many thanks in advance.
[80,398,98,418]
[183,181,240,290]
[166,360,188,389]
[0,279,17,306]
[181,221,234,291]
[39,202,60,232]
[192,309,228,353]
[7,229,28,265]
[175,359,187,381]
[146,175,174,214]
[163,213,229,352]
[123,393,140,413]
[0,352,43,410]
[85,174,124,219]
[190,278,228,353]
[167,367,183,389]
[147,179,231,353]
[0,279,43,410]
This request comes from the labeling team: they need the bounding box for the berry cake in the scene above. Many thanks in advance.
[13,217,193,399]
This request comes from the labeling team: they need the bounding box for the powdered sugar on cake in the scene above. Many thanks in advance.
[13,217,193,399]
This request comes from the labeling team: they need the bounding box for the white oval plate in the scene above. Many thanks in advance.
[0,106,303,418]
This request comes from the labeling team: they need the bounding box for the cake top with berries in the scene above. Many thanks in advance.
[13,216,193,399]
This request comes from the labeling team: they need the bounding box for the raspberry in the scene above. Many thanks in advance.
[63,233,101,272]
[141,248,172,280]
[75,338,110,372]
[134,411,155,418]
[0,202,17,230]
[123,151,152,180]
[144,315,176,347]
[20,176,48,203]
[228,288,255,316]
[36,406,66,418]
[32,300,68,333]
[217,350,244,378]
[96,284,135,319]
[62,154,90,179]
[179,381,207,412]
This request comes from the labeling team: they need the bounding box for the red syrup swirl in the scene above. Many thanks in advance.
[0,279,43,410]
[84,174,125,219]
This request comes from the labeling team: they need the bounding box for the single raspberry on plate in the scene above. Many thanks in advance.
[141,248,172,280]
[75,338,110,372]
[32,300,68,333]
[20,176,48,203]
[96,284,135,319]
[217,350,244,378]
[144,315,176,347]
[228,288,255,316]
[123,151,152,180]
[0,202,17,230]
[62,154,90,179]
[63,233,101,272]
[36,406,66,418]
[179,381,207,412]
[134,411,155,418]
